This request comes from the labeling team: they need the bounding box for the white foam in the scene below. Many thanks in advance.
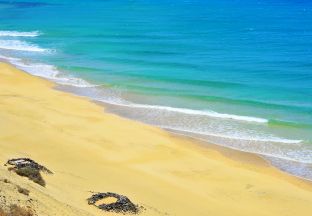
[12,61,59,78]
[95,98,303,145]
[169,129,310,164]
[0,40,47,52]
[0,31,41,37]
[10,60,96,88]
[55,76,97,88]
[162,126,302,144]
[100,101,268,123]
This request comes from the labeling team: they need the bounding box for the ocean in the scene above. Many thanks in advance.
[0,0,311,179]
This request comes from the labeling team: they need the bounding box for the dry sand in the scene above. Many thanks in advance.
[1,62,312,216]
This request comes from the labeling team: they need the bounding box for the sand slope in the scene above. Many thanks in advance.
[0,62,312,216]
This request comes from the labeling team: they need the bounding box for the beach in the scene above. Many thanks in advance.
[1,61,312,215]
[1,0,312,180]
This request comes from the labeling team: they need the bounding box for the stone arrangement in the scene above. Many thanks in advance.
[87,192,140,214]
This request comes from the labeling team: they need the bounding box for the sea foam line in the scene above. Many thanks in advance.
[7,59,97,88]
[168,129,309,164]
[0,31,41,37]
[163,126,302,144]
[99,100,268,123]
[0,40,47,52]
[97,98,302,144]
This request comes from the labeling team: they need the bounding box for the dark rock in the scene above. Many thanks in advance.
[87,192,140,214]
[5,158,52,187]
[15,167,46,187]
[5,158,52,174]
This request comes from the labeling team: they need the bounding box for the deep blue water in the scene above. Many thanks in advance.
[0,0,312,179]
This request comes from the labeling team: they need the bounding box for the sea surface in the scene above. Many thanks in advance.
[0,0,311,179]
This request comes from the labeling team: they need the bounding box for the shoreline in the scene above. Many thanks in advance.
[85,89,312,183]
[2,55,311,181]
[92,96,312,183]
[167,129,312,183]
[53,72,312,181]
[1,61,312,215]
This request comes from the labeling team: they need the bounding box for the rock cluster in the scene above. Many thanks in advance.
[5,158,52,187]
[5,158,52,174]
[87,192,139,214]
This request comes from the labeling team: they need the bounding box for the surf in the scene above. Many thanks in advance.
[0,39,47,52]
[0,30,41,37]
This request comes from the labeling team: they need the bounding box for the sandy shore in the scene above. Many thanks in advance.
[1,62,312,216]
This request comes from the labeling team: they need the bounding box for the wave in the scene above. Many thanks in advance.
[106,77,312,113]
[168,129,311,164]
[4,57,97,88]
[0,40,47,52]
[113,103,268,123]
[0,30,41,37]
[164,127,302,144]
[167,126,312,164]
[16,63,96,87]
[96,100,303,144]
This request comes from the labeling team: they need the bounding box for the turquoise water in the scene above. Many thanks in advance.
[0,0,312,179]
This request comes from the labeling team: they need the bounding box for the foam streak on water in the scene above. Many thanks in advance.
[0,31,41,37]
[126,104,267,123]
[0,40,47,52]
[10,60,96,87]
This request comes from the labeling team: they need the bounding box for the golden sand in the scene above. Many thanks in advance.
[95,197,119,206]
[1,62,312,216]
